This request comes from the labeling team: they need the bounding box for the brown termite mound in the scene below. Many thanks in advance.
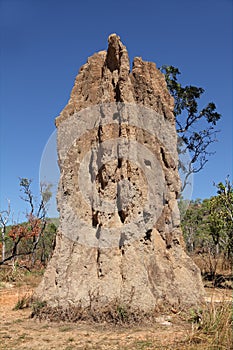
[35,34,205,315]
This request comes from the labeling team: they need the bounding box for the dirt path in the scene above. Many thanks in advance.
[0,284,231,350]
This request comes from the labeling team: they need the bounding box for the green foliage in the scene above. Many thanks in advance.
[180,177,233,279]
[31,299,47,316]
[135,340,153,349]
[116,305,128,321]
[2,219,57,268]
[181,179,232,255]
[1,178,56,268]
[180,198,211,252]
[179,178,233,286]
[160,65,221,191]
[208,178,233,260]
[188,308,203,324]
[161,66,221,129]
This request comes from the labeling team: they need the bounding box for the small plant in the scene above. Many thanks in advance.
[18,333,27,340]
[67,337,74,342]
[189,308,203,324]
[116,305,128,321]
[13,294,32,310]
[13,318,23,324]
[31,299,47,317]
[59,326,73,332]
[135,340,153,349]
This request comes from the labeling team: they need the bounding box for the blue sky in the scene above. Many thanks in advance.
[0,0,232,221]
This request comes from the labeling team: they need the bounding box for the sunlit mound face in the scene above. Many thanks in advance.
[56,103,179,248]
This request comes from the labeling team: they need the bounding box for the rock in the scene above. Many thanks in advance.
[155,316,172,326]
[35,34,205,313]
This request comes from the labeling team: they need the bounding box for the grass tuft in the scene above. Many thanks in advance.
[185,300,232,349]
[13,294,32,310]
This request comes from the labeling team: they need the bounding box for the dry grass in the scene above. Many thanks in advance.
[1,264,232,350]
[0,264,43,287]
[192,253,232,288]
[186,300,232,349]
[1,291,232,350]
[31,298,156,325]
[30,291,233,349]
[13,293,33,310]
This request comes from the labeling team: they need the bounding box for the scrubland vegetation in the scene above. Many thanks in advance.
[0,178,232,349]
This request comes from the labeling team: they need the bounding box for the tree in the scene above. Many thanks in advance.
[209,177,233,261]
[180,198,211,253]
[0,199,11,262]
[0,178,54,267]
[160,66,221,191]
[180,178,233,281]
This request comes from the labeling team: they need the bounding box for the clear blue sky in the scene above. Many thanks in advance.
[0,0,232,221]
